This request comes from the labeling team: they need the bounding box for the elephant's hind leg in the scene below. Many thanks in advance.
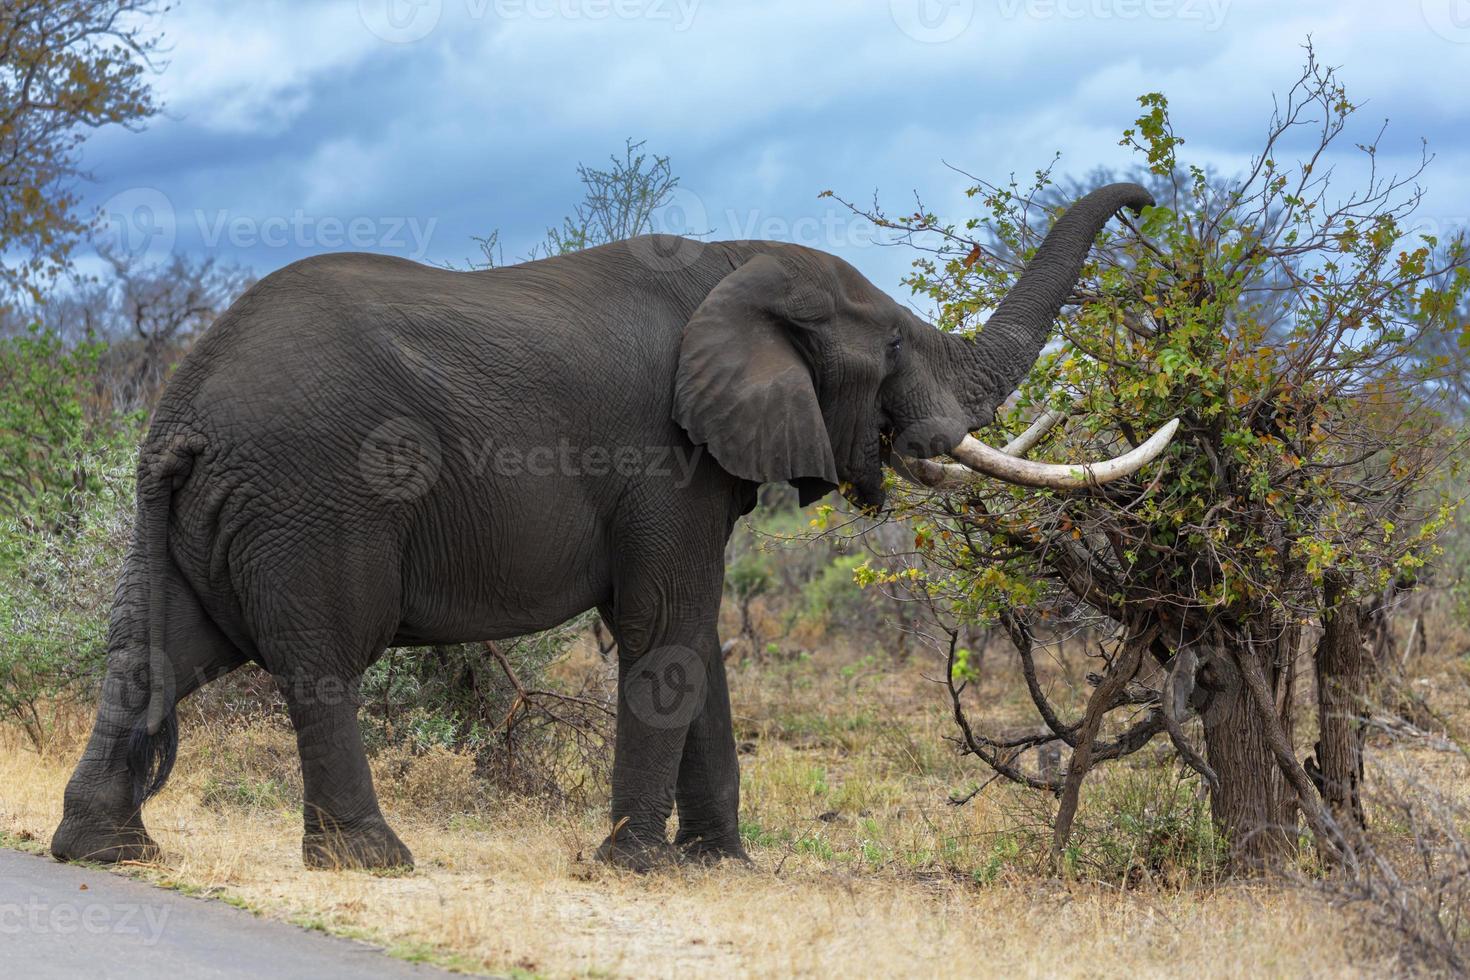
[52,552,247,864]
[244,547,412,871]
[278,664,412,870]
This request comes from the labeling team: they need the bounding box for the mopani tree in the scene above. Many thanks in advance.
[849,48,1470,871]
[0,0,162,308]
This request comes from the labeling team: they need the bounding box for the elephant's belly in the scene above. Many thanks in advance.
[390,487,614,645]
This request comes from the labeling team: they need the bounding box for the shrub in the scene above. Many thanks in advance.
[0,327,139,751]
[358,615,614,804]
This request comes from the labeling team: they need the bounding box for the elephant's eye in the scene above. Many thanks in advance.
[887,336,903,354]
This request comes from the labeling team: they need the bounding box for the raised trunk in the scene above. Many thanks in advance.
[941,183,1155,428]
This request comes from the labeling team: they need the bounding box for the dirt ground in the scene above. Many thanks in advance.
[4,629,1465,978]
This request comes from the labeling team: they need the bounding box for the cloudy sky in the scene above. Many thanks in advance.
[83,0,1470,308]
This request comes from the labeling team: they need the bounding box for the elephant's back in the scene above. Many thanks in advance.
[163,251,677,433]
[146,248,700,533]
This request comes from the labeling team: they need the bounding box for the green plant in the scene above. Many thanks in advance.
[0,331,139,750]
[801,554,867,632]
[0,325,137,522]
[848,46,1469,871]
[0,1,163,306]
[358,613,614,802]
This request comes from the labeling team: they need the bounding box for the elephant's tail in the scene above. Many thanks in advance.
[126,434,202,807]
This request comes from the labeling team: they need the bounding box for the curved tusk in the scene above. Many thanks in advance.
[896,418,1180,491]
[951,418,1180,489]
[1001,407,1068,457]
[892,405,1069,488]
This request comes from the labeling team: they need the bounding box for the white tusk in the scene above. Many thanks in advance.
[897,418,1180,491]
[1001,407,1068,457]
[892,404,1069,488]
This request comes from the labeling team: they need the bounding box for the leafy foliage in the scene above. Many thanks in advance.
[0,1,163,306]
[844,46,1470,867]
[359,616,614,804]
[0,377,138,751]
[0,324,139,519]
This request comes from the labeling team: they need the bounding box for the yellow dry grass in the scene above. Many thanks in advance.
[5,629,1465,978]
[0,742,1375,978]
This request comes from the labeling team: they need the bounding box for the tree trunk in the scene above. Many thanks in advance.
[1199,636,1298,870]
[1313,573,1372,831]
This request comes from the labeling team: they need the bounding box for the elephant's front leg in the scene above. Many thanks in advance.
[674,652,749,863]
[598,637,704,870]
[597,566,731,871]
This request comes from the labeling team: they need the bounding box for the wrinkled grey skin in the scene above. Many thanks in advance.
[51,184,1151,871]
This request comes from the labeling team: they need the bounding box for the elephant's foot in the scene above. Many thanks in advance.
[675,828,752,866]
[303,820,413,871]
[595,830,683,873]
[51,819,161,865]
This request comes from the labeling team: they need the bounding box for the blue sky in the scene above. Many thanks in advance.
[82,0,1470,311]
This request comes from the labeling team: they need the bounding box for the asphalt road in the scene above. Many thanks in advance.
[0,848,462,978]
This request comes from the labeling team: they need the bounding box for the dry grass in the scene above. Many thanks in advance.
[2,632,1430,980]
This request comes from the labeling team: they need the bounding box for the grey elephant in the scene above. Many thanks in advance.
[51,183,1166,871]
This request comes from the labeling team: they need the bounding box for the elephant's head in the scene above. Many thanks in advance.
[673,183,1166,508]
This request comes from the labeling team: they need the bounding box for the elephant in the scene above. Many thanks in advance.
[51,182,1164,871]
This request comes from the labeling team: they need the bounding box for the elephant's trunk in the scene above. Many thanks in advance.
[945,182,1154,425]
[893,182,1180,491]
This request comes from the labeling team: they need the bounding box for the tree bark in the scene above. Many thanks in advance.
[1198,636,1297,870]
[1313,573,1372,832]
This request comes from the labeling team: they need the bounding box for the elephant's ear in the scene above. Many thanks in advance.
[674,254,838,499]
